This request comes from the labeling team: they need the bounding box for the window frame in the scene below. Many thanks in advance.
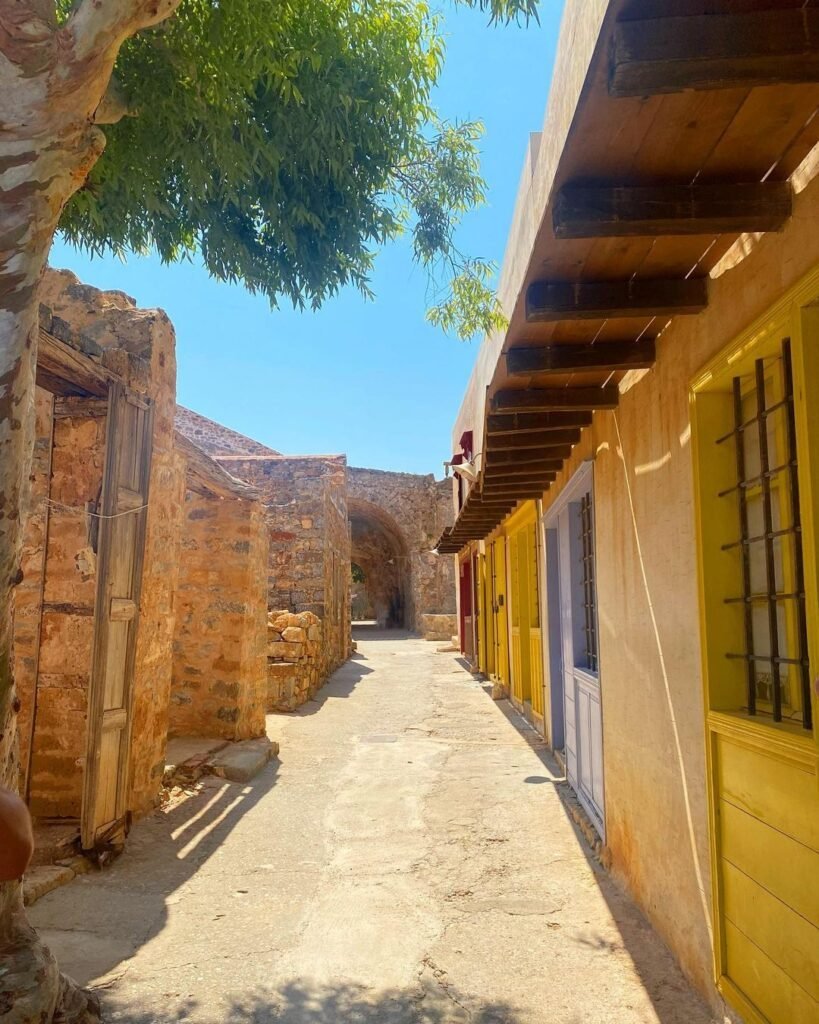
[691,271,819,754]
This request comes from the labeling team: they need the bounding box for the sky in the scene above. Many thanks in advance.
[50,2,564,477]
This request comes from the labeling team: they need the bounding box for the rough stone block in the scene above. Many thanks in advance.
[282,626,306,643]
[206,737,278,782]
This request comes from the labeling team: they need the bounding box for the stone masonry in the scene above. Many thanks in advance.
[266,610,323,711]
[169,461,269,742]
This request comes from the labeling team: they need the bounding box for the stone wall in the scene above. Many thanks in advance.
[189,452,351,682]
[266,610,323,711]
[17,396,108,818]
[31,269,181,821]
[15,391,55,795]
[170,488,269,741]
[174,407,279,458]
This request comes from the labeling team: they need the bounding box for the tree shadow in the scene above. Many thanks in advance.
[279,652,375,716]
[29,760,281,988]
[104,978,530,1024]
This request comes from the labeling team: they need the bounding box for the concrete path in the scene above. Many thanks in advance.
[30,631,718,1024]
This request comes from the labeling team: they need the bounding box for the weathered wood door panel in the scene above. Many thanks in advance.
[82,383,153,851]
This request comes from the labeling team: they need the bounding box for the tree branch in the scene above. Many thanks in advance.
[64,0,182,66]
[93,74,130,123]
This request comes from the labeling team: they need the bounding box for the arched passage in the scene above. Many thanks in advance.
[348,499,411,629]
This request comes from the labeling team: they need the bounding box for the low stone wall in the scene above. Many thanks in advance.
[267,610,324,712]
[421,613,458,642]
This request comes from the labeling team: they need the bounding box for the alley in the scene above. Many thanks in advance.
[30,632,716,1024]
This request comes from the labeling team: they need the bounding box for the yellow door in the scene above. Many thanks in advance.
[692,294,819,1024]
[526,521,544,720]
[509,526,532,704]
[476,551,486,674]
[492,536,509,688]
[483,547,496,678]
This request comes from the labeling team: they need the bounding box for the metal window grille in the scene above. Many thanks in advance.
[717,338,812,730]
[579,492,598,673]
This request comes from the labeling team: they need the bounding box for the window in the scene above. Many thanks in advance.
[579,492,598,674]
[717,339,811,729]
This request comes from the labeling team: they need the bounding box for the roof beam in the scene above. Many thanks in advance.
[492,386,619,413]
[482,489,546,501]
[489,430,577,450]
[487,460,565,475]
[553,182,792,239]
[490,435,575,455]
[526,278,707,322]
[487,411,592,434]
[487,449,566,466]
[507,339,655,376]
[610,9,819,97]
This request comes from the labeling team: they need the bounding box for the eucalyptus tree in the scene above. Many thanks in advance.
[0,0,535,1019]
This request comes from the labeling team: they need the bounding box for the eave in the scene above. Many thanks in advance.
[438,0,819,553]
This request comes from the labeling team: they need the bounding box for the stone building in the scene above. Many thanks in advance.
[14,268,456,865]
[15,270,271,861]
[174,411,458,705]
[17,270,180,853]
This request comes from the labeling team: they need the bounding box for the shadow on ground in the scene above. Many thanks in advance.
[103,978,531,1024]
[471,679,714,1024]
[30,761,281,986]
[277,650,375,715]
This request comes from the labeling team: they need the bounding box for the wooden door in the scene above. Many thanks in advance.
[510,528,532,704]
[492,536,509,687]
[525,522,544,718]
[82,384,153,852]
[483,549,496,678]
[556,497,605,839]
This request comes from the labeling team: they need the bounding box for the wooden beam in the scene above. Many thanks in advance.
[483,478,549,488]
[487,411,592,434]
[610,9,819,97]
[487,449,565,466]
[482,489,546,500]
[492,386,619,413]
[526,278,707,322]
[485,475,558,487]
[553,182,792,239]
[507,339,655,376]
[490,436,575,456]
[485,460,563,475]
[36,329,113,398]
[490,430,580,451]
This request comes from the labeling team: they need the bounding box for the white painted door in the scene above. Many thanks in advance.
[554,493,605,840]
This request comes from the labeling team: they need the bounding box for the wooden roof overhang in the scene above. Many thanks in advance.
[437,0,819,555]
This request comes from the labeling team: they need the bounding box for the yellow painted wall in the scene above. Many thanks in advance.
[534,167,819,1011]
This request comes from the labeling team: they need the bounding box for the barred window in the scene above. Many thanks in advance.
[579,492,598,674]
[718,338,811,729]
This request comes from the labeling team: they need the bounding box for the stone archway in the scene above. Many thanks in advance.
[348,499,411,629]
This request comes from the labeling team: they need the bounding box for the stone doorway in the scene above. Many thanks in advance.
[348,500,410,629]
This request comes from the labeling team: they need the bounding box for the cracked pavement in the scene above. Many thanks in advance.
[30,629,718,1023]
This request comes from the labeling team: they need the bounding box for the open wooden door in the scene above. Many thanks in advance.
[82,383,153,852]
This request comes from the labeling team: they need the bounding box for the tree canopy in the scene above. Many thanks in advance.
[57,0,538,339]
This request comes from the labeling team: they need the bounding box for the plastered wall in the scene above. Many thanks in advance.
[537,165,819,1005]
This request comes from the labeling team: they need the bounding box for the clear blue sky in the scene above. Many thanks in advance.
[50,3,563,476]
